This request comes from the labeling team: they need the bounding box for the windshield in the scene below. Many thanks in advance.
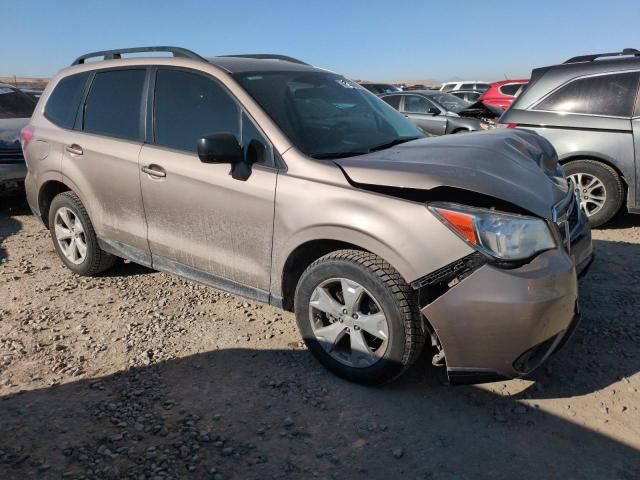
[0,86,36,119]
[428,92,471,113]
[234,71,423,158]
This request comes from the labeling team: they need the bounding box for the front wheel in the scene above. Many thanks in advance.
[294,250,426,385]
[564,160,624,227]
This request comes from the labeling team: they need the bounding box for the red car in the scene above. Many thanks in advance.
[479,80,529,109]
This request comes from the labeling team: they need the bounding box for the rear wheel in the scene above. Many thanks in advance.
[294,250,426,385]
[49,192,116,276]
[564,160,623,227]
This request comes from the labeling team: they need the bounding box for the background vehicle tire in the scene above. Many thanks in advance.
[49,191,116,276]
[564,160,624,228]
[294,249,426,385]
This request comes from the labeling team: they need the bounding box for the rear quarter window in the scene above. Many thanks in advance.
[44,73,90,128]
[535,72,640,117]
[0,86,36,119]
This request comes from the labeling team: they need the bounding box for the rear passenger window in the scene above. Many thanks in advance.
[84,69,146,140]
[154,69,240,152]
[44,73,89,128]
[535,72,639,117]
[382,95,401,110]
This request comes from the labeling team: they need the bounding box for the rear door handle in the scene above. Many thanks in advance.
[141,164,166,178]
[65,144,83,156]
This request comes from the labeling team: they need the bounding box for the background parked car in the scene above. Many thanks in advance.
[479,79,528,109]
[359,82,402,95]
[381,90,498,136]
[440,81,490,92]
[0,83,36,192]
[499,48,640,227]
[449,89,483,104]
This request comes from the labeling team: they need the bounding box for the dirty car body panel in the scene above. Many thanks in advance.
[23,49,592,384]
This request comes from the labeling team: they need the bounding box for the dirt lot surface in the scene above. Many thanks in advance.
[1,192,639,479]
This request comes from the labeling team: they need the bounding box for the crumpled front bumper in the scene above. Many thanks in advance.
[421,249,578,383]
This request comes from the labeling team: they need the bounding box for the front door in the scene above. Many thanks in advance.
[139,68,277,299]
[401,94,447,136]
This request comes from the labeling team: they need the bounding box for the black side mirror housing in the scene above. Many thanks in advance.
[428,107,440,116]
[198,133,242,164]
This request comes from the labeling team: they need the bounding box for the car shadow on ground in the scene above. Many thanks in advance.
[510,238,640,400]
[0,347,638,480]
[0,192,28,262]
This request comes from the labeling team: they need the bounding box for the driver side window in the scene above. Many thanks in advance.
[154,69,240,152]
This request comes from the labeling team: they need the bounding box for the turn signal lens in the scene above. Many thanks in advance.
[436,209,477,244]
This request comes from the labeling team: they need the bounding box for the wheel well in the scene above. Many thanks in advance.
[38,180,71,227]
[280,240,363,311]
[559,156,627,185]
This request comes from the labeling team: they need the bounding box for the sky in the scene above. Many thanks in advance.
[4,0,640,82]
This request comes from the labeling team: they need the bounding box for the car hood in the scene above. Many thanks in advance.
[0,117,29,153]
[335,129,569,219]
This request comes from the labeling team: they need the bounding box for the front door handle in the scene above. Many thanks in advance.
[65,144,83,156]
[141,164,166,178]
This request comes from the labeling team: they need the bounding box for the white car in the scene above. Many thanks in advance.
[439,81,490,92]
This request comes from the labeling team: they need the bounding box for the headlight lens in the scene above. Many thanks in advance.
[428,203,556,261]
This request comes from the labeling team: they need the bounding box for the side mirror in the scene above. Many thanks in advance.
[197,133,242,164]
[428,106,441,116]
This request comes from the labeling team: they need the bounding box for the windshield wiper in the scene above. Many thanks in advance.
[366,137,421,153]
[311,150,370,159]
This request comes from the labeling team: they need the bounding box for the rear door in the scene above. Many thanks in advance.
[61,68,150,261]
[401,94,447,135]
[138,68,277,297]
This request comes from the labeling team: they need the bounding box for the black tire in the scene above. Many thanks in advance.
[48,191,116,276]
[563,160,624,228]
[294,249,426,385]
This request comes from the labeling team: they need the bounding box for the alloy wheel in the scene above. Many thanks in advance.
[54,207,87,265]
[568,173,607,217]
[308,278,390,368]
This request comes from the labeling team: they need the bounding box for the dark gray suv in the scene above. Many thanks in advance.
[499,48,640,226]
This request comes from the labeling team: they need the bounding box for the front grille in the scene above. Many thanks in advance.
[411,252,485,290]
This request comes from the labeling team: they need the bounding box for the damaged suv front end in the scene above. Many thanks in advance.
[329,129,592,383]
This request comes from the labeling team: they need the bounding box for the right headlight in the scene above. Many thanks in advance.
[428,202,557,262]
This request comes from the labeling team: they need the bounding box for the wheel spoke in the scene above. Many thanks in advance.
[314,322,347,352]
[76,237,87,259]
[585,178,601,190]
[310,287,343,319]
[54,224,73,241]
[74,216,84,234]
[59,208,73,229]
[349,330,376,367]
[340,279,364,314]
[355,312,388,341]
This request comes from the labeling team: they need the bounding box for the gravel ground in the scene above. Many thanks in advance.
[1,192,639,479]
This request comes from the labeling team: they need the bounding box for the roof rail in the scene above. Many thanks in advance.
[71,46,206,66]
[564,48,640,64]
[216,54,310,66]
